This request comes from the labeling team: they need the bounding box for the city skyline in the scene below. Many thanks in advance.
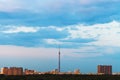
[0,65,113,75]
[2,64,120,75]
[0,0,120,73]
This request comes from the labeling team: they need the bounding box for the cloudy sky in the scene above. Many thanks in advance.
[0,0,120,73]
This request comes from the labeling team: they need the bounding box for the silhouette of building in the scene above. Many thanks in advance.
[74,69,80,74]
[17,67,23,75]
[97,65,112,75]
[8,67,23,75]
[24,69,35,75]
[1,67,8,75]
[1,67,23,75]
[50,69,59,74]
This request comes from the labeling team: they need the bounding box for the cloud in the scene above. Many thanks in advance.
[0,0,119,12]
[0,20,120,47]
[1,21,120,59]
[0,0,120,26]
[1,26,40,33]
[67,21,120,47]
[44,39,62,45]
[0,25,69,47]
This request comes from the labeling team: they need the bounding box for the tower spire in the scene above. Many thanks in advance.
[58,45,60,72]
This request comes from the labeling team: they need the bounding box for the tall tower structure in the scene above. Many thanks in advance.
[58,45,61,72]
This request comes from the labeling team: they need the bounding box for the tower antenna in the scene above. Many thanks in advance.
[58,45,61,72]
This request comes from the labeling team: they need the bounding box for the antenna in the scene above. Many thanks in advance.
[58,45,61,72]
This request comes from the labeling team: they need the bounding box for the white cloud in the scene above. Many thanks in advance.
[1,20,120,47]
[1,26,40,33]
[67,21,120,47]
[44,39,62,45]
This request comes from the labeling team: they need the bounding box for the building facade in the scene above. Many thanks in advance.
[74,69,80,74]
[1,67,23,75]
[24,69,35,75]
[1,67,8,75]
[97,65,112,75]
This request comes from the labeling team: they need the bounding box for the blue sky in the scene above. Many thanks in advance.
[0,0,120,73]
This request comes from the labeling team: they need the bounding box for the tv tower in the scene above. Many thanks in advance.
[58,45,61,72]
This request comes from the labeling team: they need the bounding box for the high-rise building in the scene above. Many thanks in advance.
[1,67,8,75]
[8,68,13,75]
[97,65,112,75]
[1,67,23,75]
[18,67,23,75]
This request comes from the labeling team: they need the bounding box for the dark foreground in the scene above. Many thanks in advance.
[0,74,120,80]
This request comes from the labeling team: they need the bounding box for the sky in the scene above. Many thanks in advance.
[0,0,120,73]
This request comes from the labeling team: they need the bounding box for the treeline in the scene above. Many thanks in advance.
[0,74,120,80]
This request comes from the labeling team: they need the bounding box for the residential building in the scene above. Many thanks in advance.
[97,65,112,75]
[1,67,23,75]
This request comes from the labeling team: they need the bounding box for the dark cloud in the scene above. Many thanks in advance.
[0,0,120,26]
